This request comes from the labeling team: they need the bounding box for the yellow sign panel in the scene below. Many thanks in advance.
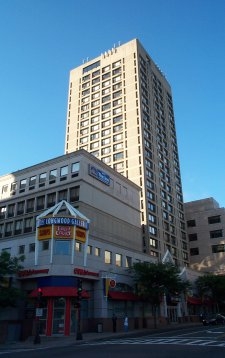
[76,228,86,243]
[38,226,52,240]
[37,223,87,242]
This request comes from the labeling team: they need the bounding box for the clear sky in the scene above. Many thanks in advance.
[0,0,225,206]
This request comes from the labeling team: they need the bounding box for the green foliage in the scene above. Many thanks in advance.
[195,274,225,311]
[0,287,25,307]
[132,262,189,305]
[0,251,25,307]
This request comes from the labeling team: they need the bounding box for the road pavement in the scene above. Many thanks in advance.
[2,323,225,358]
[0,322,202,350]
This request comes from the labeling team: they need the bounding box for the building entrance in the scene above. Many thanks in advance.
[70,302,77,334]
[52,297,66,334]
[167,306,178,322]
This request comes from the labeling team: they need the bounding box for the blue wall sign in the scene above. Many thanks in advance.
[88,164,110,186]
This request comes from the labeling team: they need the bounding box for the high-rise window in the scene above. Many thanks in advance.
[7,204,15,218]
[189,233,198,241]
[47,193,56,208]
[39,173,47,184]
[125,256,132,268]
[187,220,196,227]
[24,217,33,233]
[15,220,23,235]
[212,244,225,253]
[17,201,25,215]
[49,169,57,181]
[29,243,35,252]
[70,186,79,202]
[37,196,45,210]
[29,176,36,187]
[59,189,67,201]
[5,222,13,237]
[18,245,25,255]
[0,224,4,238]
[116,253,122,267]
[60,166,68,177]
[208,216,221,224]
[210,230,223,239]
[104,250,112,264]
[190,248,199,256]
[95,247,101,256]
[20,179,27,190]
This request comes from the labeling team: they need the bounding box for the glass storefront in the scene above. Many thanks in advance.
[38,297,47,335]
[52,297,66,334]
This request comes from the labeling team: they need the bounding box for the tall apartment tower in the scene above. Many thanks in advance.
[65,39,188,267]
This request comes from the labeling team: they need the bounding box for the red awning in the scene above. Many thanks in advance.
[187,296,202,305]
[187,296,214,305]
[29,286,90,298]
[108,291,139,301]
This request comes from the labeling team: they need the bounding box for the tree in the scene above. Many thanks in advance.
[131,262,189,327]
[132,262,189,304]
[0,251,25,307]
[132,262,190,328]
[195,274,225,312]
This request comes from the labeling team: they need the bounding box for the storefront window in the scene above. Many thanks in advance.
[38,298,48,335]
[52,297,66,335]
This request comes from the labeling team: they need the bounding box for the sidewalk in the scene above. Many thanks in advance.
[0,322,202,351]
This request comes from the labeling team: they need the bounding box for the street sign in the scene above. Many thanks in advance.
[110,279,116,288]
[36,308,43,317]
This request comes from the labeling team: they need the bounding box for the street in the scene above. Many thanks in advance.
[2,325,225,358]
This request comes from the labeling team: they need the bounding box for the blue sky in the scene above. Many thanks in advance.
[0,0,225,206]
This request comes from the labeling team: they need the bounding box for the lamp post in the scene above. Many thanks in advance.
[33,287,43,344]
[76,278,83,340]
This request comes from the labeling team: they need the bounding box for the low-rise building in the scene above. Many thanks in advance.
[0,149,156,339]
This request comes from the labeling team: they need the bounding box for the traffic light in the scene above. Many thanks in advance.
[38,287,43,296]
[77,278,82,299]
[37,287,43,306]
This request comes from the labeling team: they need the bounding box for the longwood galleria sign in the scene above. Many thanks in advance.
[36,216,88,243]
[37,216,89,229]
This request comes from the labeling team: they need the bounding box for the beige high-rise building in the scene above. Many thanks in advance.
[65,38,188,266]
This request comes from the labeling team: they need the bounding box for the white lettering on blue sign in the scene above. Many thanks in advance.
[89,164,110,186]
[36,217,89,229]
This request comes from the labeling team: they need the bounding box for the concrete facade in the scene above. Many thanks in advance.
[185,198,225,274]
[65,38,188,266]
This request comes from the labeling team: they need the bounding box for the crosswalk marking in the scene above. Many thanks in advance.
[200,340,217,346]
[84,337,225,348]
[186,339,205,345]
